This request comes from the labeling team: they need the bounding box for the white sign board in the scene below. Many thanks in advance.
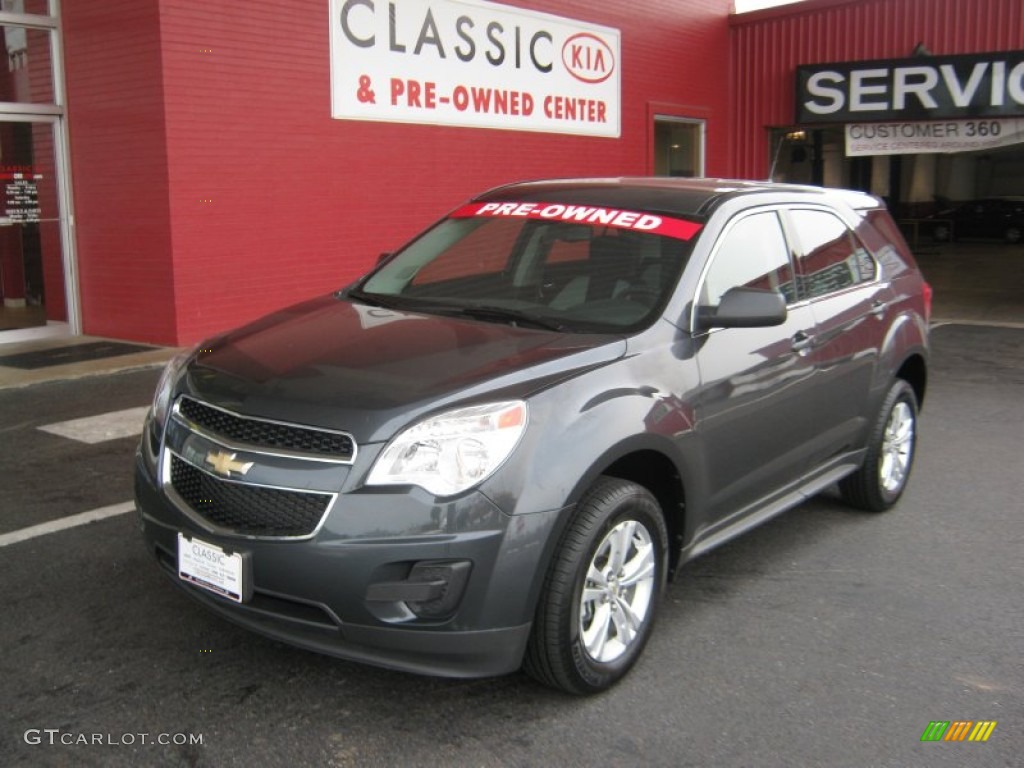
[329,0,621,138]
[846,118,1024,156]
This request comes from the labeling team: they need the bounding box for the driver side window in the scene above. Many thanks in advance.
[701,211,795,306]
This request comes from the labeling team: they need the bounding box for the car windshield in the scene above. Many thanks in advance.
[353,201,701,333]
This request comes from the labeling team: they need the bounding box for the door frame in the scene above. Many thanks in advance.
[648,102,708,178]
[0,114,80,336]
[0,0,80,337]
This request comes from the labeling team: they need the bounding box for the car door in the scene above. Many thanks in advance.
[784,206,890,465]
[691,208,820,529]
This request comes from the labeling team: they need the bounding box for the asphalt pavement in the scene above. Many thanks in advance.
[0,321,1021,768]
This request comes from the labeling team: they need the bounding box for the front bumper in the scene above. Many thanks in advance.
[134,447,560,678]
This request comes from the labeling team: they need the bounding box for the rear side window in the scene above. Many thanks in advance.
[788,209,876,299]
[701,211,796,305]
[858,208,917,279]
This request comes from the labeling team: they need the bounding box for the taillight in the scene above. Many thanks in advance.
[922,282,933,324]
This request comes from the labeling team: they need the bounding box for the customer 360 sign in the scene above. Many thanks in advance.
[329,0,621,138]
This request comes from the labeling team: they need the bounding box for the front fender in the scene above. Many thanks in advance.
[484,381,696,517]
[476,375,702,627]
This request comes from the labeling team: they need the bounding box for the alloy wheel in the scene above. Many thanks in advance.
[879,401,914,493]
[579,520,656,663]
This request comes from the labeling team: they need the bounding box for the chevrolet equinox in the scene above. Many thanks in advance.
[135,178,931,694]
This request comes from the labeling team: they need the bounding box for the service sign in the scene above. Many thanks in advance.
[329,0,621,137]
[796,50,1024,124]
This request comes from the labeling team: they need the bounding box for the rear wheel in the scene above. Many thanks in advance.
[524,477,668,694]
[840,379,918,512]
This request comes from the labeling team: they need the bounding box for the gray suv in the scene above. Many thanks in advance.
[135,178,931,694]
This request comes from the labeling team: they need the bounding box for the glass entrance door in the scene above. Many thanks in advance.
[1,3,76,338]
[0,118,63,331]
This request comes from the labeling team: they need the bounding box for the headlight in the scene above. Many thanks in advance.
[151,349,193,428]
[366,401,528,497]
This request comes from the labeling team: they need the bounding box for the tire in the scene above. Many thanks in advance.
[932,224,951,242]
[840,379,919,512]
[1005,226,1021,244]
[524,477,668,695]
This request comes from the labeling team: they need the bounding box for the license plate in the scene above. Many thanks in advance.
[177,533,249,603]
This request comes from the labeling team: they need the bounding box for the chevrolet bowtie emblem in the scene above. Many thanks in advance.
[204,450,254,477]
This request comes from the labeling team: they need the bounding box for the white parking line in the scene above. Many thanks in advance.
[0,502,134,548]
[38,406,149,444]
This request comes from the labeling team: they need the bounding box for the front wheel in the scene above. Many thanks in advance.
[524,477,668,694]
[840,379,919,512]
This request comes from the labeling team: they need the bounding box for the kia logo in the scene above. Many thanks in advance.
[562,33,615,84]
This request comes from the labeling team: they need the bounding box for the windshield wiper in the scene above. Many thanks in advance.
[345,291,567,331]
[344,288,421,310]
[453,305,567,332]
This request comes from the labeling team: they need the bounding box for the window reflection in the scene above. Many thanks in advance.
[789,210,876,299]
[2,0,51,16]
[0,24,53,103]
[703,212,795,305]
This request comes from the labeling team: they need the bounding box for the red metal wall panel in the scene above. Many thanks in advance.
[64,0,732,345]
[729,0,1024,179]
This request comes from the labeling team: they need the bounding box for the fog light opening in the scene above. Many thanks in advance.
[365,560,473,620]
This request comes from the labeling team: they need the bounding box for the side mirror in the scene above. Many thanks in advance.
[696,287,787,330]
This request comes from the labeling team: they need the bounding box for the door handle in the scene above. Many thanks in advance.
[791,330,814,353]
[871,300,888,318]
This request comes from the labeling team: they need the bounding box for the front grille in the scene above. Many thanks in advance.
[177,397,354,461]
[170,454,332,537]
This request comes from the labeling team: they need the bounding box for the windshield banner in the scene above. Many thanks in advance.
[451,201,703,240]
[329,0,621,138]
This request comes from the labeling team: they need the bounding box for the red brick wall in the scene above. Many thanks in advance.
[63,0,178,343]
[65,0,732,345]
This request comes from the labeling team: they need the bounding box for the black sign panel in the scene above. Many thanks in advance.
[796,50,1024,124]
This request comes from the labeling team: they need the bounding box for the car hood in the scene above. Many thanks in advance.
[181,295,626,443]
